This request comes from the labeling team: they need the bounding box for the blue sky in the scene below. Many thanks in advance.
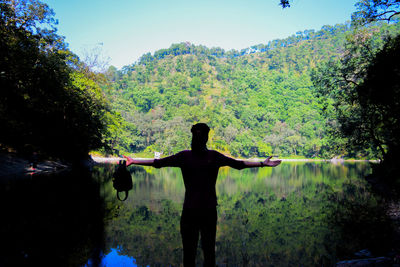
[42,0,358,69]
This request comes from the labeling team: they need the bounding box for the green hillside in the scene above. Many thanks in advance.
[102,22,399,159]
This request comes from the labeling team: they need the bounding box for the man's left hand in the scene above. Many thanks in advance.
[263,156,281,167]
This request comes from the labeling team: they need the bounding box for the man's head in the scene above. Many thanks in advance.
[191,123,210,152]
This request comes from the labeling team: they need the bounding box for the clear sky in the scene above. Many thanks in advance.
[42,0,358,69]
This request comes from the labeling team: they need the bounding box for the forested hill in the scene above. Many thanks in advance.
[102,22,397,158]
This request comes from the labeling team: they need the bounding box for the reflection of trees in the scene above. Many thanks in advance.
[2,161,383,266]
[216,185,338,266]
[100,162,385,266]
[100,165,185,266]
[329,181,394,259]
[105,200,183,266]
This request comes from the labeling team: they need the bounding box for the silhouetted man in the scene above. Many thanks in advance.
[124,123,281,267]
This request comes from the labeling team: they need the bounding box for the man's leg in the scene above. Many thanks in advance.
[181,209,200,267]
[200,208,217,267]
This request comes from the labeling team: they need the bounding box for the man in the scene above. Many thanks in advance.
[124,123,281,267]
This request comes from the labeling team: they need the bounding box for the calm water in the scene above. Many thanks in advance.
[0,162,394,266]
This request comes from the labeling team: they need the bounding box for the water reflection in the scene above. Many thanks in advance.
[1,162,394,266]
[0,167,107,266]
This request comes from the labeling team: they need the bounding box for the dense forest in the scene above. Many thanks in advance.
[102,21,400,159]
[1,0,399,168]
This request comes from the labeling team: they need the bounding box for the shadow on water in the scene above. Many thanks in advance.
[0,166,110,267]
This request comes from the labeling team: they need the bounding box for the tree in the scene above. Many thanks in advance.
[0,0,113,159]
[81,43,111,73]
[312,0,400,187]
[311,28,387,158]
[351,0,400,26]
[353,34,400,176]
[1,0,59,38]
[279,0,400,24]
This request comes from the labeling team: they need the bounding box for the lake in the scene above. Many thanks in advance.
[0,161,393,266]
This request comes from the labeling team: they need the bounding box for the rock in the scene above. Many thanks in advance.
[354,249,373,258]
[336,257,392,266]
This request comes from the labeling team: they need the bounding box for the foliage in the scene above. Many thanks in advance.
[311,0,400,188]
[105,24,359,158]
[312,23,400,159]
[351,0,400,26]
[280,0,400,24]
[356,34,400,186]
[0,0,118,159]
[279,0,291,8]
[356,34,400,156]
[3,0,399,163]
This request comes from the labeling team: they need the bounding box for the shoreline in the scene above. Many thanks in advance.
[90,156,379,164]
[0,153,69,179]
[0,153,378,179]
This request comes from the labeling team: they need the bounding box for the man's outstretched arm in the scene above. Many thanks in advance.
[123,156,154,167]
[123,152,182,168]
[220,153,281,170]
[243,156,281,168]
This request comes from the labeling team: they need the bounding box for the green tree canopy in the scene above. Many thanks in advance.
[0,0,114,160]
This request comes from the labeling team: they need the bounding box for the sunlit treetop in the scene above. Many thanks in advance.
[1,0,67,50]
[351,0,400,26]
[2,0,57,34]
[279,0,400,26]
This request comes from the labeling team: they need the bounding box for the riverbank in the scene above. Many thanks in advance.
[0,153,377,178]
[90,155,378,164]
[0,153,69,179]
